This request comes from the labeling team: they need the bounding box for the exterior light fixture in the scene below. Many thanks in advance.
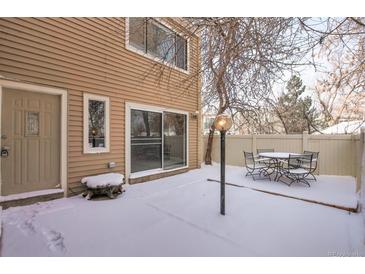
[91,127,98,147]
[91,127,98,136]
[214,114,232,215]
[190,110,199,119]
[214,114,232,132]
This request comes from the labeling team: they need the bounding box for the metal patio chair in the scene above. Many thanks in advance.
[278,154,313,187]
[256,148,275,163]
[256,148,276,173]
[244,151,270,181]
[303,150,319,181]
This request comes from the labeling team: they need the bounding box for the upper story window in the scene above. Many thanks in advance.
[127,18,188,71]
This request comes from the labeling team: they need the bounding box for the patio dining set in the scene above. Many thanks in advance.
[243,149,319,187]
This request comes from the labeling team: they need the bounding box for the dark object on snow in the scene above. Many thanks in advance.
[82,184,125,200]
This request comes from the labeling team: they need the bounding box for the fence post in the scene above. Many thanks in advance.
[359,128,365,194]
[302,131,308,152]
[359,128,365,237]
[252,134,257,154]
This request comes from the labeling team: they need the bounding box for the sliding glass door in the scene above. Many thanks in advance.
[131,110,162,173]
[163,112,187,170]
[130,108,187,174]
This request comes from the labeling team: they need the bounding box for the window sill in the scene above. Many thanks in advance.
[83,148,110,154]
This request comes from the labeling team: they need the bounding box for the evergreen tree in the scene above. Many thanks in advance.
[275,75,322,134]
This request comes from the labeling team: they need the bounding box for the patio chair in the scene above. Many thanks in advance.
[244,151,271,181]
[256,149,274,161]
[278,154,313,187]
[303,150,319,181]
[256,148,276,173]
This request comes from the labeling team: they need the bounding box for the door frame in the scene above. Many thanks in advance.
[0,79,68,196]
[125,101,189,183]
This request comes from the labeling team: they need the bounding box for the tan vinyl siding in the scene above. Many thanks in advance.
[0,17,201,193]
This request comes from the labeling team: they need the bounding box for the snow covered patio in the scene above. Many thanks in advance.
[210,164,359,211]
[0,164,364,256]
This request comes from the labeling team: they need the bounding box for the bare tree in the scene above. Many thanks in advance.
[300,17,365,126]
[191,18,316,164]
[230,104,280,134]
[315,51,365,125]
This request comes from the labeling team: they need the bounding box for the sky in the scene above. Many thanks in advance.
[273,62,327,94]
[272,18,336,98]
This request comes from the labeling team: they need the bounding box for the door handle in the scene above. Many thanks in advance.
[1,146,10,158]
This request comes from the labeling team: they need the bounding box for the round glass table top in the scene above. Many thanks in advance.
[258,152,301,159]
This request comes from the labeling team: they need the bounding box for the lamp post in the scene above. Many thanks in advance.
[214,114,232,215]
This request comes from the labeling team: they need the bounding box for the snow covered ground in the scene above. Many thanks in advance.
[210,164,358,209]
[1,164,364,256]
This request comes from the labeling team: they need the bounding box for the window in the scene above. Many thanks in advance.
[147,20,175,63]
[163,112,187,170]
[129,18,146,52]
[83,93,110,153]
[131,110,162,173]
[176,35,187,70]
[25,111,40,136]
[127,18,188,71]
[203,117,215,132]
[129,104,188,174]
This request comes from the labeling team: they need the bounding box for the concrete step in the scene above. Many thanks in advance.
[0,189,64,209]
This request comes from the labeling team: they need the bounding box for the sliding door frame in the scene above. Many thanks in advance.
[125,102,189,183]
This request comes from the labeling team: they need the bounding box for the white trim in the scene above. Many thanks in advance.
[126,102,190,115]
[0,79,68,197]
[125,101,189,183]
[125,17,190,75]
[83,93,110,154]
[125,103,131,183]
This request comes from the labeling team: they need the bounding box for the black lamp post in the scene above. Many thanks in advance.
[214,114,232,215]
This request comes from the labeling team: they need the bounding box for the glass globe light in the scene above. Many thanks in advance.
[214,114,232,132]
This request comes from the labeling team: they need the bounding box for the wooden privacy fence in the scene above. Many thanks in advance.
[203,132,362,180]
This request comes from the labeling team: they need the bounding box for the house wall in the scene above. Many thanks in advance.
[203,133,362,187]
[0,17,201,194]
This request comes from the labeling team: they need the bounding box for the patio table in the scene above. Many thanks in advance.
[258,152,300,181]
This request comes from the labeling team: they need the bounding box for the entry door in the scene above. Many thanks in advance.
[1,88,61,195]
